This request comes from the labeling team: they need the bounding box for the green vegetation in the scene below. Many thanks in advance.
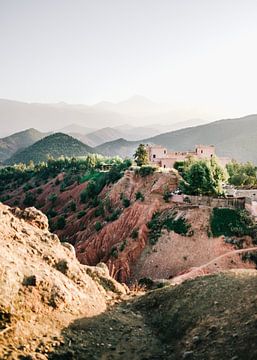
[77,210,86,219]
[48,193,57,204]
[163,187,171,202]
[23,192,36,207]
[134,144,149,167]
[119,240,127,252]
[135,191,145,201]
[105,209,122,222]
[226,160,257,187]
[148,211,192,245]
[131,228,139,239]
[94,221,102,232]
[135,165,157,177]
[122,197,131,208]
[110,246,118,259]
[56,216,66,230]
[5,133,93,165]
[179,157,228,196]
[210,208,257,238]
[80,159,132,205]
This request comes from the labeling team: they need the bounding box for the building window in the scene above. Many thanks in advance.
[153,154,156,158]
[201,150,203,154]
[164,150,166,154]
[163,165,166,168]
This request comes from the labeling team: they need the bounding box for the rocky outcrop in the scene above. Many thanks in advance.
[75,170,179,282]
[0,203,126,359]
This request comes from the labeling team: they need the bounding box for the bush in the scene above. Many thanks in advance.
[147,211,192,245]
[122,197,131,208]
[110,246,118,258]
[69,201,77,212]
[23,192,36,207]
[163,189,171,203]
[56,216,66,230]
[210,208,254,237]
[136,166,157,177]
[46,209,57,219]
[94,203,104,217]
[135,191,145,201]
[77,210,86,219]
[37,187,43,194]
[131,228,139,239]
[23,183,33,192]
[48,193,57,204]
[94,221,102,232]
[119,240,127,252]
[105,209,121,222]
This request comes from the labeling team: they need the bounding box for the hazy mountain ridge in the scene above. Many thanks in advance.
[0,128,48,163]
[0,97,209,137]
[97,114,257,163]
[5,133,93,164]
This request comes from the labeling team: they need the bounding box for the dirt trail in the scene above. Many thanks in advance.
[170,246,257,285]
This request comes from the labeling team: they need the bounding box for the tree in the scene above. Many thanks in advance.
[226,160,257,187]
[134,144,149,167]
[179,157,227,196]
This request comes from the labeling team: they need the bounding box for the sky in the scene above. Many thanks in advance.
[1,0,257,120]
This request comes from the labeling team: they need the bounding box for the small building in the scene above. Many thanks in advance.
[146,144,230,169]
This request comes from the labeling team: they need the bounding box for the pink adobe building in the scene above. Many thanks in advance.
[146,144,230,169]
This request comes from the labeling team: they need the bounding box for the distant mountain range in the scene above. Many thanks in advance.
[0,97,208,136]
[96,114,257,163]
[5,133,93,165]
[0,128,48,163]
[2,114,257,165]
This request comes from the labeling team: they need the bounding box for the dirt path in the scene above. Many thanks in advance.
[170,246,257,285]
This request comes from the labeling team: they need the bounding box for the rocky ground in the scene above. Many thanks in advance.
[1,203,257,359]
[4,170,256,285]
[0,203,127,359]
[48,270,257,360]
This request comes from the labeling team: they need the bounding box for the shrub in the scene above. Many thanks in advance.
[94,203,104,217]
[37,187,43,194]
[147,211,191,245]
[69,201,77,212]
[110,246,118,258]
[77,210,86,219]
[105,209,121,222]
[136,166,157,177]
[94,221,102,232]
[48,193,57,204]
[135,191,144,201]
[131,228,139,239]
[163,189,171,203]
[139,277,154,289]
[23,192,36,207]
[119,240,127,252]
[46,209,57,219]
[122,197,130,208]
[23,183,33,192]
[56,216,66,230]
[210,208,254,237]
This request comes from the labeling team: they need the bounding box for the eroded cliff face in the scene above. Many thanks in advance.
[3,169,255,285]
[0,203,126,358]
[74,170,179,282]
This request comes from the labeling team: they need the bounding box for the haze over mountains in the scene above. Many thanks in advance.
[1,113,257,164]
[0,96,207,137]
[96,114,257,163]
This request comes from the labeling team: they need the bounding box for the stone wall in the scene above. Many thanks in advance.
[172,194,245,209]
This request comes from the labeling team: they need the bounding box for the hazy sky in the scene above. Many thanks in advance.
[1,0,257,119]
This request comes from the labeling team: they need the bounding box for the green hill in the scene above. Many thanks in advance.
[5,133,93,164]
[96,114,257,163]
[0,128,47,163]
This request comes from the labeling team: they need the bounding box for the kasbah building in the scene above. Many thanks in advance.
[146,144,230,169]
